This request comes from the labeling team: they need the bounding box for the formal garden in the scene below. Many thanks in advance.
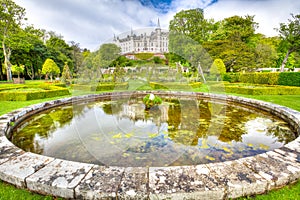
[1,0,300,199]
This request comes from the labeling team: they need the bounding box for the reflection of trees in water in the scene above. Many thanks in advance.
[12,106,75,153]
[265,122,296,143]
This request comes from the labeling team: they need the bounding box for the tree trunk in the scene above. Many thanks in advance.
[197,62,206,83]
[0,62,3,81]
[2,41,12,81]
[280,49,292,72]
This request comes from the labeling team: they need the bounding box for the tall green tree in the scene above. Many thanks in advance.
[276,14,300,72]
[169,8,216,44]
[42,58,60,82]
[210,58,226,80]
[0,0,26,81]
[46,33,73,71]
[98,43,121,67]
[69,41,83,74]
[211,15,258,43]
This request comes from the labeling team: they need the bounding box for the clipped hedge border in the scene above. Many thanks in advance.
[149,82,202,90]
[238,73,279,85]
[278,72,300,87]
[0,86,70,101]
[96,82,129,91]
[225,72,300,87]
[72,82,129,91]
[0,85,27,92]
[210,84,300,95]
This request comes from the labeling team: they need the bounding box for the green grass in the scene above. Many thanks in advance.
[237,181,300,200]
[0,80,299,199]
[0,180,60,200]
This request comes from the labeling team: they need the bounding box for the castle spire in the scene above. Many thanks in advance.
[157,18,161,29]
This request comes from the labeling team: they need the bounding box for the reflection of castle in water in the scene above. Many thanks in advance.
[119,103,169,124]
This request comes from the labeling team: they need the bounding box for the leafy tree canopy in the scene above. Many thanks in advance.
[169,8,216,43]
[42,58,60,81]
[276,14,300,71]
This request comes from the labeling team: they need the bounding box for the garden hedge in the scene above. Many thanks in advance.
[0,86,70,101]
[149,82,202,90]
[210,84,300,95]
[96,82,129,91]
[278,72,300,87]
[73,82,129,91]
[224,72,300,87]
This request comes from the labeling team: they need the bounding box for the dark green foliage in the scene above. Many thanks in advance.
[278,72,300,86]
[143,94,162,109]
[222,73,240,83]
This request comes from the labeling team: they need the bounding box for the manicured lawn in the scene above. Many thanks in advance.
[0,180,61,200]
[0,81,299,199]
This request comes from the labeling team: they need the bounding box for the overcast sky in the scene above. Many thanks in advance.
[14,0,300,50]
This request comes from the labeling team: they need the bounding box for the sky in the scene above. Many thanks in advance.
[14,0,300,50]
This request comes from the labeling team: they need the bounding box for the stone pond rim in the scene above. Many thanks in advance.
[0,91,299,199]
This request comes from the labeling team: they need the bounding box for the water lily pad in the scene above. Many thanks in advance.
[259,144,269,150]
[125,133,133,138]
[122,153,130,157]
[205,155,215,161]
[149,133,158,138]
[112,133,122,139]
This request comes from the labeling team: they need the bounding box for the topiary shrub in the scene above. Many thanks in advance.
[143,94,162,109]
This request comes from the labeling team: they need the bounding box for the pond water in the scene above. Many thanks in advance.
[11,96,296,167]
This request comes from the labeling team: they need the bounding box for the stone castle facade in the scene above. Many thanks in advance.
[113,19,169,55]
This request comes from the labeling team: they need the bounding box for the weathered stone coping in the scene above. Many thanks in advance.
[0,91,299,199]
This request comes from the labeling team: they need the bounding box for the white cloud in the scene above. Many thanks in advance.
[14,0,300,50]
[204,0,300,37]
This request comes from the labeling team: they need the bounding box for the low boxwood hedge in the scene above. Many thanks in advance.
[149,82,202,90]
[278,72,300,87]
[224,72,300,87]
[0,86,70,101]
[96,82,129,91]
[72,82,129,91]
[210,84,300,95]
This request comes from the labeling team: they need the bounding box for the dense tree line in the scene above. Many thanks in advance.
[168,9,300,73]
[0,0,84,81]
[1,0,299,82]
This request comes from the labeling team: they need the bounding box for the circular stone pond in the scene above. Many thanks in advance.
[0,91,300,199]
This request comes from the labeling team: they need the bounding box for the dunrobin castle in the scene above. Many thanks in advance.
[113,19,169,56]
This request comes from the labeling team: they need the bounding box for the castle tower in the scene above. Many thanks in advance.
[155,18,161,34]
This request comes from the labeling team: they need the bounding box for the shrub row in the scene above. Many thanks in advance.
[223,72,300,86]
[0,86,70,101]
[0,85,27,91]
[149,82,202,90]
[278,72,300,87]
[238,73,279,85]
[96,82,129,91]
[210,84,300,95]
[72,82,129,91]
